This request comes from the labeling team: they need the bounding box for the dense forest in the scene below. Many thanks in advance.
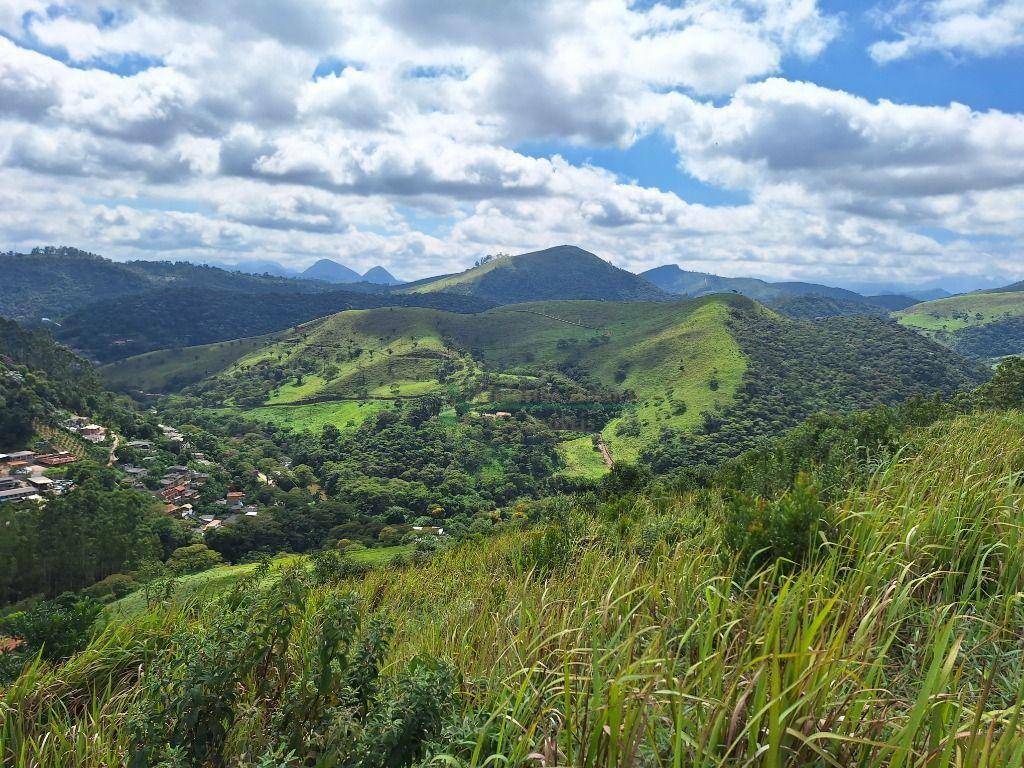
[643,306,988,472]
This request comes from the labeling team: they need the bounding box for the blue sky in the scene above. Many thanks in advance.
[0,0,1022,291]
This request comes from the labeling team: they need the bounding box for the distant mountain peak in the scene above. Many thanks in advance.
[300,258,362,283]
[362,266,402,285]
[400,244,670,304]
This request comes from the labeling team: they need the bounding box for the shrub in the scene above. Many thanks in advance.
[83,573,139,601]
[167,543,223,576]
[0,593,102,662]
[723,474,829,572]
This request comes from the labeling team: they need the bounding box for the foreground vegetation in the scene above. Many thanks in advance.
[5,361,1024,766]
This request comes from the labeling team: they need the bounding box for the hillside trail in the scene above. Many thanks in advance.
[596,436,614,468]
[107,434,119,467]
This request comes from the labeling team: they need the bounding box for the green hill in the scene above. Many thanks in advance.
[0,246,344,322]
[896,290,1024,359]
[58,286,491,363]
[642,263,870,303]
[149,295,982,472]
[399,245,670,304]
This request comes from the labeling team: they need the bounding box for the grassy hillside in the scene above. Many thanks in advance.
[99,330,289,393]
[58,287,491,363]
[149,295,983,484]
[399,245,670,304]
[896,290,1024,359]
[182,296,747,464]
[8,409,1024,766]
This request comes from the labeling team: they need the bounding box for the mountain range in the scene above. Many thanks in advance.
[211,256,403,286]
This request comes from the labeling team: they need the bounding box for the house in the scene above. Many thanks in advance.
[127,440,153,450]
[37,452,77,467]
[121,466,149,478]
[226,491,245,510]
[0,485,36,503]
[64,416,89,429]
[7,462,31,475]
[412,525,445,536]
[81,425,107,443]
[2,451,36,464]
[26,476,54,491]
[201,519,222,532]
[0,477,22,491]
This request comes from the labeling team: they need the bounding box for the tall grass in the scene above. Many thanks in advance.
[4,411,1024,766]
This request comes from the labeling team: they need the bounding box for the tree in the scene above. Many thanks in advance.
[167,544,223,575]
[977,356,1024,410]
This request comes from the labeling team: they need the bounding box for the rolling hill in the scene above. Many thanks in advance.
[125,295,983,472]
[896,289,1024,360]
[399,245,671,304]
[641,264,867,302]
[0,247,344,322]
[57,286,492,363]
[641,264,918,319]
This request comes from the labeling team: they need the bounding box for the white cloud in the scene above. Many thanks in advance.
[869,0,1024,62]
[0,0,1021,286]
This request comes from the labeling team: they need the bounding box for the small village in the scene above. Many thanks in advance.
[0,416,261,534]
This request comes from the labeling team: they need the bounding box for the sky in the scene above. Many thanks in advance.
[1,0,1023,291]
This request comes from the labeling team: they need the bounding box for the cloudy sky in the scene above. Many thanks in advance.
[1,0,1022,289]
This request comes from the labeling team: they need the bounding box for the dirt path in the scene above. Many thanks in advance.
[596,437,614,468]
[107,434,119,467]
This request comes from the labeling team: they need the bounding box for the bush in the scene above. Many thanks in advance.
[83,573,139,601]
[166,543,223,576]
[723,474,829,572]
[0,593,102,662]
[976,356,1024,410]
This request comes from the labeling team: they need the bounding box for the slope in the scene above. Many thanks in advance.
[170,295,981,473]
[59,286,492,363]
[0,247,345,322]
[10,408,1024,766]
[300,258,362,283]
[400,245,671,304]
[641,263,870,303]
[896,290,1024,359]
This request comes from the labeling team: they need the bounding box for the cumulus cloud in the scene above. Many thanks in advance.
[869,0,1024,62]
[665,78,1024,218]
[0,0,1021,286]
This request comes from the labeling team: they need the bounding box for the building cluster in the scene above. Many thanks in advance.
[0,451,76,504]
[63,415,108,443]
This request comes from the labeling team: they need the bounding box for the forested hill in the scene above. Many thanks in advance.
[641,263,877,303]
[0,247,349,321]
[400,245,671,304]
[896,290,1024,360]
[58,287,495,362]
[0,317,147,447]
[133,294,985,472]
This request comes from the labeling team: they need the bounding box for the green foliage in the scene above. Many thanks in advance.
[128,569,456,767]
[0,592,102,662]
[976,355,1024,410]
[723,474,829,571]
[0,480,179,604]
[166,543,223,576]
[644,305,987,471]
